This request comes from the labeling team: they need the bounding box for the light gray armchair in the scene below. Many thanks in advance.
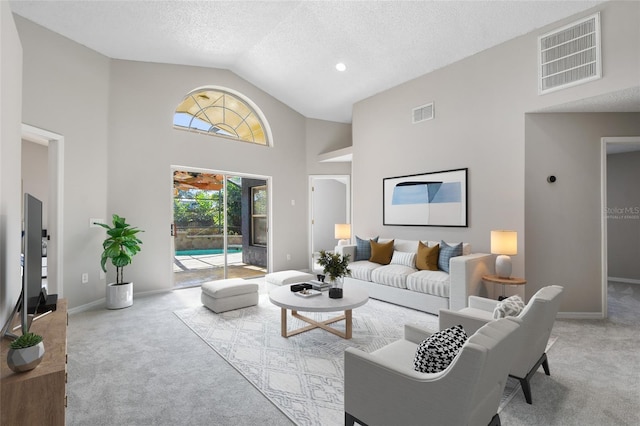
[344,318,521,426]
[439,285,564,404]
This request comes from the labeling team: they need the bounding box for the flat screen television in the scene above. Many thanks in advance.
[21,193,44,334]
[1,194,45,340]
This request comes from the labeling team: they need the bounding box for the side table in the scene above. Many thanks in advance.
[482,274,526,301]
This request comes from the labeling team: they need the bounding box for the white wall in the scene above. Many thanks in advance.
[351,1,640,313]
[0,3,23,326]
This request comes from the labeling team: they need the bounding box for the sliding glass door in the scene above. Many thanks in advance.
[172,169,268,288]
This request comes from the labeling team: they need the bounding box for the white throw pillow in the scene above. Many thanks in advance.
[492,295,525,319]
[390,251,416,268]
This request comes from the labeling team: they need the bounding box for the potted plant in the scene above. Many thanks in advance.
[317,250,351,299]
[95,214,143,309]
[7,332,45,373]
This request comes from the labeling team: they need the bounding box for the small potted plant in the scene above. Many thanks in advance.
[94,214,143,309]
[317,250,351,299]
[7,332,45,373]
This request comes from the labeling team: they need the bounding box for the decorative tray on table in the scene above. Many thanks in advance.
[294,289,322,297]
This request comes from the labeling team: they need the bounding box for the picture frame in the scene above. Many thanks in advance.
[383,168,468,227]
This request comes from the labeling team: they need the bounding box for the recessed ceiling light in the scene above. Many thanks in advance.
[335,62,346,72]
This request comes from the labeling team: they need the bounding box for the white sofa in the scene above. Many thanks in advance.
[335,239,492,315]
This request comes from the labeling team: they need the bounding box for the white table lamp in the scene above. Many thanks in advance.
[335,224,351,246]
[491,230,517,278]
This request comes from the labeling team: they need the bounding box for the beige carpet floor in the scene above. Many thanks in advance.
[65,280,640,425]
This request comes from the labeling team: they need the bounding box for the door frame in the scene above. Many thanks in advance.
[600,136,640,318]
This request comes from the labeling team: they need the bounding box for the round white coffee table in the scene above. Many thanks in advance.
[269,285,369,339]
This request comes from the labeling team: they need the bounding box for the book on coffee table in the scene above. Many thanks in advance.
[309,280,331,291]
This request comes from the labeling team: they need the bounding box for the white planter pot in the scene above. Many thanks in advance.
[7,342,45,373]
[106,282,133,309]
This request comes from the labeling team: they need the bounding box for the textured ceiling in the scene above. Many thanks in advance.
[11,0,634,123]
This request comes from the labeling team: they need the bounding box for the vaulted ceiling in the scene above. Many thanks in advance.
[11,0,638,124]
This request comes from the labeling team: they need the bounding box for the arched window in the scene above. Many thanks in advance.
[174,87,270,146]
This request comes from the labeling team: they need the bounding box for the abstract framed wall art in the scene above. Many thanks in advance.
[383,168,468,227]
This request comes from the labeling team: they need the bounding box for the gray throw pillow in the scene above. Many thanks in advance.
[355,236,378,261]
[438,241,462,273]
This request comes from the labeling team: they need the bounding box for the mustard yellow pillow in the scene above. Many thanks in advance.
[369,240,394,265]
[416,241,439,271]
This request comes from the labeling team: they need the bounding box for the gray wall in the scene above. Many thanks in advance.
[13,14,349,309]
[106,59,311,294]
[0,2,23,326]
[351,1,639,313]
[312,178,348,252]
[525,113,640,314]
[21,140,48,230]
[17,15,110,309]
[607,151,640,281]
[305,118,352,176]
[6,1,640,313]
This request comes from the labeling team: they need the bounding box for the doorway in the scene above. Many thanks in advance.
[21,124,64,297]
[171,167,268,288]
[309,175,351,271]
[601,136,640,318]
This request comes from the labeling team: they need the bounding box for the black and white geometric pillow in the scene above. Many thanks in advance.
[413,324,468,373]
[492,295,525,319]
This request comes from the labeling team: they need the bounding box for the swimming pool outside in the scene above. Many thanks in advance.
[175,247,241,256]
[173,249,265,288]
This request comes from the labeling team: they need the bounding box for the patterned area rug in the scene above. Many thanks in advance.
[174,295,553,425]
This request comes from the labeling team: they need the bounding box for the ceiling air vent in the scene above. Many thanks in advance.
[538,12,601,95]
[412,102,434,124]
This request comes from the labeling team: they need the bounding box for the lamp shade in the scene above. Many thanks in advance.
[334,224,351,240]
[491,230,517,256]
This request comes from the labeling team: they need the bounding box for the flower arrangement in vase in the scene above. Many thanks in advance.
[317,250,351,299]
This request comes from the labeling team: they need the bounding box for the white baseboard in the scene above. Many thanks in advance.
[67,288,173,315]
[608,277,640,285]
[557,311,605,320]
[68,298,105,315]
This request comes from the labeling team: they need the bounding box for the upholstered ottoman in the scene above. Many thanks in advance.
[201,278,260,313]
[265,270,315,286]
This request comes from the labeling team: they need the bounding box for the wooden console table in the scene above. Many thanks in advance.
[1,299,68,426]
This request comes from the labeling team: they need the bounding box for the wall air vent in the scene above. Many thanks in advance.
[538,12,601,95]
[412,102,434,124]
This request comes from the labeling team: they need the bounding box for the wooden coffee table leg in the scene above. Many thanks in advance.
[345,309,352,339]
[281,310,355,339]
[280,308,287,337]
